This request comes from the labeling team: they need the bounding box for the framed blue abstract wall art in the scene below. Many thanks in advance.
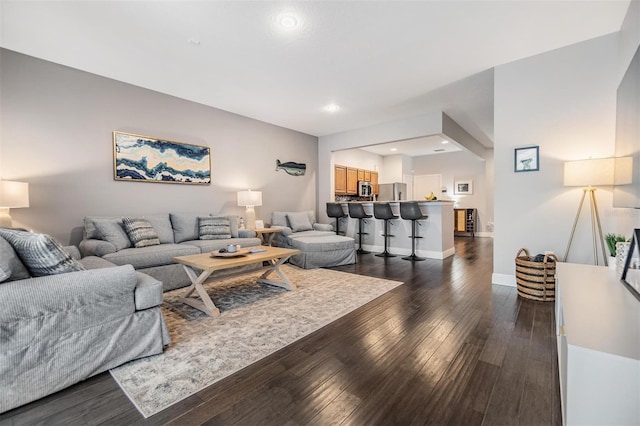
[113,131,211,185]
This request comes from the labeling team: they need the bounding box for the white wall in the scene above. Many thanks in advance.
[492,33,634,286]
[333,149,382,172]
[0,49,318,243]
[412,150,491,235]
[380,154,411,184]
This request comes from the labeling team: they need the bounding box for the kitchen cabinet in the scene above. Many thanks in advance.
[357,169,365,181]
[371,172,379,194]
[335,165,347,194]
[364,170,371,182]
[454,208,476,237]
[346,167,358,195]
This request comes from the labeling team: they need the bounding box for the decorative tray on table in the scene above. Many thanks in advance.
[210,248,251,258]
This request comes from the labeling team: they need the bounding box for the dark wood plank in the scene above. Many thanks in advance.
[0,237,563,426]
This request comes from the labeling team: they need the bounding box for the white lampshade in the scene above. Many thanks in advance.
[614,156,633,185]
[0,181,29,208]
[564,158,615,187]
[237,190,262,207]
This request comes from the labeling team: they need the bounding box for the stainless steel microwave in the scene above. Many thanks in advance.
[358,181,373,197]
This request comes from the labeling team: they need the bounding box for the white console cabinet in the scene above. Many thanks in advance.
[556,263,640,425]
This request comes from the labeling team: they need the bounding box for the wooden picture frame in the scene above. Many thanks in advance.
[514,146,540,172]
[113,131,211,185]
[454,180,473,195]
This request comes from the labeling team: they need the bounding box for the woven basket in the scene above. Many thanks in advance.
[515,248,558,302]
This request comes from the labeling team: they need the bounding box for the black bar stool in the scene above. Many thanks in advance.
[348,203,372,254]
[400,202,428,261]
[326,203,347,235]
[373,203,398,257]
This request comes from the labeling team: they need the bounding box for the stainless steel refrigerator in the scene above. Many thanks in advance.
[377,183,407,201]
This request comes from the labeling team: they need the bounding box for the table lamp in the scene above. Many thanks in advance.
[237,189,262,230]
[0,180,30,228]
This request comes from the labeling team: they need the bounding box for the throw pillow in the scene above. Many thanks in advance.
[93,219,132,251]
[122,217,160,248]
[287,212,313,232]
[0,236,31,282]
[0,228,86,277]
[199,216,232,240]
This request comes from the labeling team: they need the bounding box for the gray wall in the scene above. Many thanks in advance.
[0,49,318,243]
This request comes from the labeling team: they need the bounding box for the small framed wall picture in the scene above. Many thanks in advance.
[514,146,540,172]
[454,180,473,195]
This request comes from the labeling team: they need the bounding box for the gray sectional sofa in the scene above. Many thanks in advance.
[79,213,262,291]
[270,211,356,268]
[0,232,169,413]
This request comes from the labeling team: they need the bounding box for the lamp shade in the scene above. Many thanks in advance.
[0,181,29,208]
[237,190,262,207]
[563,158,615,187]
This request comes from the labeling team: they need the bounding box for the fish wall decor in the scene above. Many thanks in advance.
[276,159,306,176]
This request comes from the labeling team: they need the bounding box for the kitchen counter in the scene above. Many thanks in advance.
[337,201,454,259]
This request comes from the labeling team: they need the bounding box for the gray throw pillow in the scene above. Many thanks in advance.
[170,212,211,243]
[93,219,132,251]
[122,217,160,248]
[271,211,289,228]
[287,212,313,232]
[0,229,86,277]
[0,236,31,282]
[199,216,232,240]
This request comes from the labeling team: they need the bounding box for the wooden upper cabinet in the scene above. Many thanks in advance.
[346,167,358,194]
[334,165,347,194]
[371,171,379,194]
[364,170,371,182]
[357,169,365,181]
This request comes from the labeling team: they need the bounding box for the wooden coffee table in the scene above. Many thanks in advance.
[172,246,301,317]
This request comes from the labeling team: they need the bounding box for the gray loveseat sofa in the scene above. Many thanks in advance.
[79,213,262,291]
[0,231,169,413]
[270,211,356,269]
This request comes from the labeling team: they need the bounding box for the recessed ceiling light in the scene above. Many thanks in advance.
[277,13,299,29]
[390,148,398,152]
[441,140,449,144]
[323,103,341,113]
[187,38,201,46]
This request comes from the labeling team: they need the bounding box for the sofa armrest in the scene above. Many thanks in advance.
[63,245,82,260]
[271,226,292,237]
[0,265,138,351]
[238,229,257,238]
[79,238,117,257]
[313,223,334,232]
[134,272,163,310]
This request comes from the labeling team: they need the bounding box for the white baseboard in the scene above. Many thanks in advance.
[360,245,454,260]
[475,232,494,238]
[492,273,516,287]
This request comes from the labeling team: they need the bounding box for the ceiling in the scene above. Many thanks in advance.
[358,135,462,157]
[0,1,631,149]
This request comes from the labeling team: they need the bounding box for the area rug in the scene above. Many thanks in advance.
[110,265,403,418]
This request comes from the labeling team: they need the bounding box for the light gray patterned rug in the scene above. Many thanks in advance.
[110,265,403,418]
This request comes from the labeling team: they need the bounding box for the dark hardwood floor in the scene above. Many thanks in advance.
[0,237,562,426]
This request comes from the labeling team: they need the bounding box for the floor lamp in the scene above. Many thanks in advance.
[563,158,614,266]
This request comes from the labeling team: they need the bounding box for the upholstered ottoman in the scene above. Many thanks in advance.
[287,235,356,269]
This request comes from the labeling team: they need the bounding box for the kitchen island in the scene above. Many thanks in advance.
[338,201,454,259]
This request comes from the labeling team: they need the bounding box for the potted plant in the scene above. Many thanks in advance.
[605,233,626,269]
